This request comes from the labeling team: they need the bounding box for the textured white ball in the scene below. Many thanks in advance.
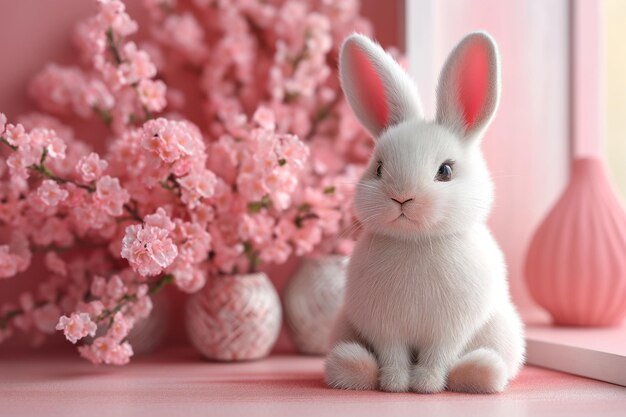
[128,292,169,355]
[284,255,348,355]
[185,272,281,361]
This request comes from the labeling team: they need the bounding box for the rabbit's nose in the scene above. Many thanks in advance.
[391,197,414,206]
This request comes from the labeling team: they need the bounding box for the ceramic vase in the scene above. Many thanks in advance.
[185,272,282,361]
[525,157,626,326]
[284,255,348,355]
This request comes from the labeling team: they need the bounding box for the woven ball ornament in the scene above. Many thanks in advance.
[284,255,348,355]
[128,292,170,355]
[185,273,282,361]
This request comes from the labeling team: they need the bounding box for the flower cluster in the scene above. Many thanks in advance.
[0,0,397,364]
[32,0,166,134]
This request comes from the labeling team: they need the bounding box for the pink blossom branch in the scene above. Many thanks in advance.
[106,28,123,66]
[1,137,142,222]
[0,274,174,333]
[305,93,342,141]
[96,274,173,324]
[30,156,96,193]
[0,309,20,330]
[0,136,17,151]
[93,106,113,126]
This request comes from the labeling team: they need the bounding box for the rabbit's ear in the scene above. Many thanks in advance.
[436,32,500,140]
[340,33,423,139]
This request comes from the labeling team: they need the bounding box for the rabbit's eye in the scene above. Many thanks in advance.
[435,161,454,182]
[376,161,383,178]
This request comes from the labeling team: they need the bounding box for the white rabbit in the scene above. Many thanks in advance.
[325,32,525,394]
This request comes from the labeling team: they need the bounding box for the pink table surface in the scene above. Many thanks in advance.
[1,347,625,417]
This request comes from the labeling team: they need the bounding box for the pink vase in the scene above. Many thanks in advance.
[185,272,281,361]
[525,158,626,326]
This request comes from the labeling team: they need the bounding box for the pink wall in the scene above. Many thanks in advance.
[0,0,404,352]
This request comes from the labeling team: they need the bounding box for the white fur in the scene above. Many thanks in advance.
[325,32,525,394]
[447,348,508,393]
[325,342,379,390]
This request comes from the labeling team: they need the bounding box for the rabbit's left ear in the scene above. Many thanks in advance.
[436,32,500,141]
[340,33,424,139]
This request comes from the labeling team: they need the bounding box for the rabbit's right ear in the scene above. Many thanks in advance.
[339,33,423,139]
[436,32,500,141]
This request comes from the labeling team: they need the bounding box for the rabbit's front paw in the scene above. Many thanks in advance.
[410,365,446,394]
[325,342,379,390]
[379,365,410,392]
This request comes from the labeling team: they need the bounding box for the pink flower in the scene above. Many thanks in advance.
[79,336,134,365]
[107,312,132,342]
[144,207,175,231]
[121,222,178,276]
[76,153,108,183]
[28,128,67,160]
[0,246,23,279]
[0,325,13,344]
[190,203,214,227]
[7,149,39,180]
[259,238,292,264]
[94,175,130,216]
[56,312,97,344]
[44,252,67,276]
[84,301,105,318]
[118,42,157,85]
[98,0,138,37]
[178,170,217,208]
[130,294,152,320]
[0,233,32,279]
[172,220,211,263]
[252,106,276,131]
[291,221,323,256]
[141,118,205,164]
[137,79,167,112]
[33,303,62,334]
[172,266,205,293]
[12,293,35,332]
[37,180,69,206]
[156,13,207,64]
[104,340,134,365]
[29,64,90,116]
[238,213,274,245]
[3,123,29,148]
[106,275,126,299]
[81,79,115,113]
[90,276,107,297]
[0,0,371,365]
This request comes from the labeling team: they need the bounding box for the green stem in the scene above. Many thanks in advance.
[0,136,17,151]
[96,274,174,323]
[0,274,175,333]
[93,106,113,126]
[29,163,95,192]
[0,309,21,330]
[305,94,342,141]
[106,28,123,66]
[0,300,48,331]
[149,274,174,295]
[122,202,142,222]
[26,149,142,222]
